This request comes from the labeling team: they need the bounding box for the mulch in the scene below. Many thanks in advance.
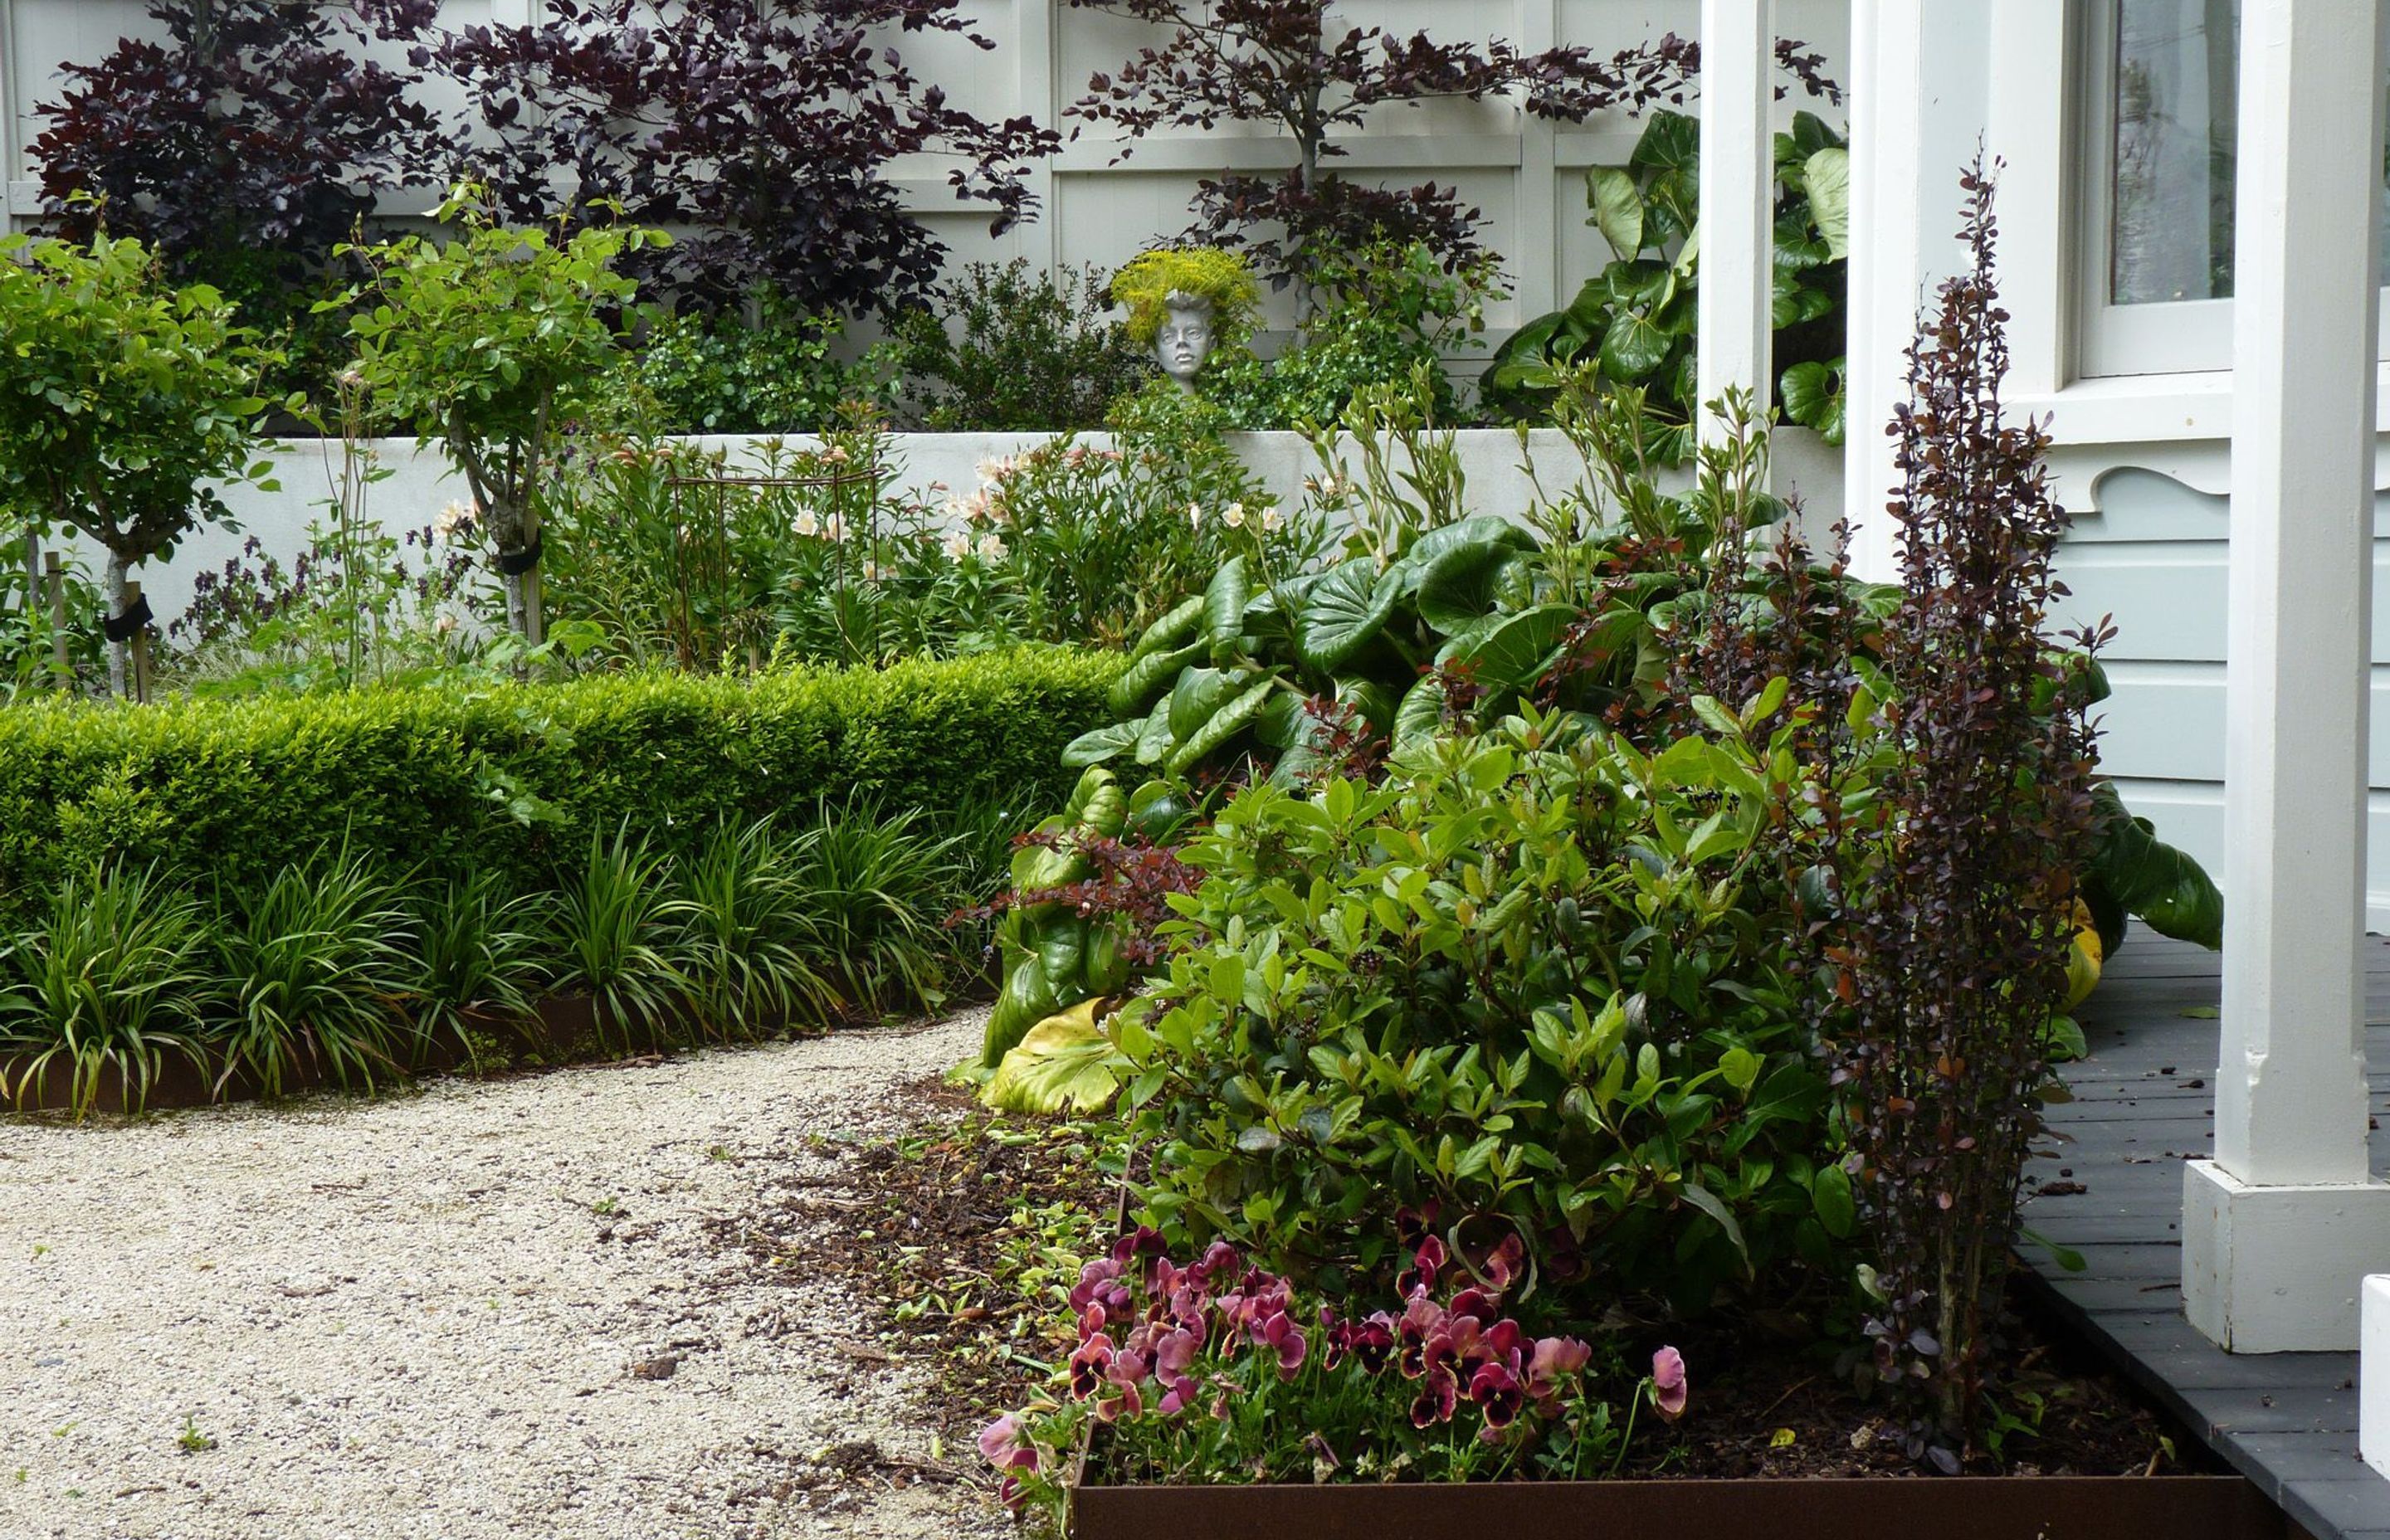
[732,1073,2209,1484]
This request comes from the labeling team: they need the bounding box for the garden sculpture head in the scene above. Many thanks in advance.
[1154,291,1215,391]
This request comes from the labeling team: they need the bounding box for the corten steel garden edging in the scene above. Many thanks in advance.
[1070,1474,2284,1540]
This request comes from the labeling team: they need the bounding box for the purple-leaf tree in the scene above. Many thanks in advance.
[430,0,1061,319]
[31,0,441,276]
[1067,0,1838,286]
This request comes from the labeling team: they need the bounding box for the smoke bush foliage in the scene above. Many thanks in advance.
[1834,165,2103,1460]
[31,1,440,278]
[430,0,1060,319]
[1069,2,1840,285]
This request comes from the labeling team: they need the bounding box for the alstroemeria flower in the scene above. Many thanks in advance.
[1651,1345,1689,1420]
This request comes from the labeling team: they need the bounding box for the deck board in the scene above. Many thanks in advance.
[2020,930,2390,1538]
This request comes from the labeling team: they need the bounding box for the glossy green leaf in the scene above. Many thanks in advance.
[1295,560,1404,675]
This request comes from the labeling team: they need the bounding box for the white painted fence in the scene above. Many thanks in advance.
[1,0,1853,342]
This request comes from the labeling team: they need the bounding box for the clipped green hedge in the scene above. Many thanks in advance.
[0,647,1123,909]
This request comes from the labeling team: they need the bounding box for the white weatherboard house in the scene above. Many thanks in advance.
[1778,0,2390,1504]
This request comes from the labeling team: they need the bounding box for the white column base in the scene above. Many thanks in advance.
[2365,1277,2390,1476]
[2184,1161,2390,1352]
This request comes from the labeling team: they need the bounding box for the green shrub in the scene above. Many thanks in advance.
[1209,240,1496,429]
[891,260,1154,431]
[621,304,894,433]
[1115,712,1842,1314]
[0,649,1122,916]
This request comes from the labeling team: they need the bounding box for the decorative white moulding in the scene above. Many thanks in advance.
[2184,1161,2390,1352]
[2365,1276,2390,1477]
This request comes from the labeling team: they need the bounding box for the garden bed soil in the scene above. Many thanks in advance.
[780,1074,2231,1487]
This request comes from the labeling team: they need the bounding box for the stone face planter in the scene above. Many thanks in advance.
[1069,1473,2285,1540]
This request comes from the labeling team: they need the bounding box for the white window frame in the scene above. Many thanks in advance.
[2073,0,2239,376]
[2072,0,2390,379]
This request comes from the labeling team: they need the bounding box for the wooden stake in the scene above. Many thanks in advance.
[126,580,150,704]
[43,552,65,690]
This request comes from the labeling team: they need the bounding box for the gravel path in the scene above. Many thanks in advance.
[0,1012,1014,1540]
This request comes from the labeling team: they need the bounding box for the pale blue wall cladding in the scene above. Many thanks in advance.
[2049,465,2390,924]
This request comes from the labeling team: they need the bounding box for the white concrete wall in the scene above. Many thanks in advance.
[30,426,1846,630]
[1,0,1852,348]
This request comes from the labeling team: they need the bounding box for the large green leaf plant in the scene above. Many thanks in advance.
[1481,110,1851,456]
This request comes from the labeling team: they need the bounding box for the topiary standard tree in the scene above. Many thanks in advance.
[0,233,285,696]
[29,0,441,297]
[335,186,668,645]
[1836,163,2105,1464]
[1067,1,1838,289]
[427,0,1061,320]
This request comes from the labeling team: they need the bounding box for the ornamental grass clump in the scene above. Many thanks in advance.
[1835,164,2103,1462]
[984,1222,1680,1522]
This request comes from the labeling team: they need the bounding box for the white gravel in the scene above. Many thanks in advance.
[0,1011,1017,1540]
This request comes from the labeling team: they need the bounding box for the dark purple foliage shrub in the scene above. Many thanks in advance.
[32,0,441,273]
[1833,164,2104,1460]
[1067,3,1838,284]
[428,0,1061,319]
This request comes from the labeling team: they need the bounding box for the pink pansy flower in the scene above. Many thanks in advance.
[1068,1333,1115,1401]
[1651,1345,1689,1421]
[1410,1367,1459,1428]
[1470,1359,1525,1435]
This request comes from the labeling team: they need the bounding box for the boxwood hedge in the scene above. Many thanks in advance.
[0,647,1121,911]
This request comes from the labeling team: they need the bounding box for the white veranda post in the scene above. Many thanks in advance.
[1695,0,1772,448]
[2184,0,2390,1356]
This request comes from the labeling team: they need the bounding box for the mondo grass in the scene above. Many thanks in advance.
[546,824,687,1055]
[670,816,832,1040]
[0,863,211,1118]
[207,846,416,1099]
[787,796,977,1021]
[0,803,1005,1113]
[407,870,545,1063]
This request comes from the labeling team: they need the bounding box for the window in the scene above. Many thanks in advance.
[2076,0,2390,377]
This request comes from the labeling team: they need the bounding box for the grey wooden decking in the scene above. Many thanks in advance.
[2019,929,2390,1538]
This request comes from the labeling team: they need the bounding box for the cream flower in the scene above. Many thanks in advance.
[1222,501,1246,529]
[432,500,475,540]
[1186,501,1203,529]
[1261,506,1285,533]
[793,510,822,538]
[976,531,1008,561]
[942,529,973,560]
